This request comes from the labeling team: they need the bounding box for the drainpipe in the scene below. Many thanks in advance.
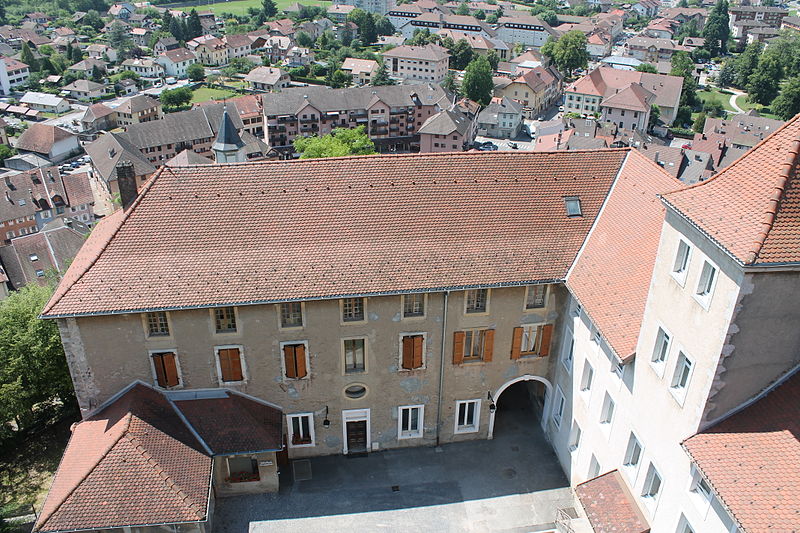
[435,290,449,447]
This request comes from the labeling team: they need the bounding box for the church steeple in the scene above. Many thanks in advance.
[212,105,246,163]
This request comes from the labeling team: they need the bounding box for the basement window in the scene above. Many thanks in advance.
[564,197,582,217]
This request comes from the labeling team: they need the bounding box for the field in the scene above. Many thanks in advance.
[734,94,781,120]
[190,86,237,103]
[697,88,736,113]
[176,0,327,16]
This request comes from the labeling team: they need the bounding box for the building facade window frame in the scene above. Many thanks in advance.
[401,293,426,319]
[214,344,247,385]
[454,399,481,434]
[342,336,368,374]
[143,311,171,338]
[397,404,424,439]
[148,349,182,389]
[278,301,305,330]
[280,340,310,380]
[341,297,367,324]
[464,288,489,314]
[287,412,315,447]
[212,306,238,334]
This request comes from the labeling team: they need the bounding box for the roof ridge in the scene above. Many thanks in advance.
[35,412,134,531]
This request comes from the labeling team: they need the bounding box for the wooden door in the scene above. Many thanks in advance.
[346,420,368,453]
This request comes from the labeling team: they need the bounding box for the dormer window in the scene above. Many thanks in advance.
[565,197,582,217]
[29,254,38,261]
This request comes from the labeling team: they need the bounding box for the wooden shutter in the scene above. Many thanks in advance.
[538,324,554,357]
[453,331,465,365]
[283,345,298,378]
[483,329,495,362]
[510,327,523,359]
[152,353,167,387]
[163,352,179,387]
[295,344,307,379]
[401,336,414,370]
[219,348,244,381]
[412,335,424,369]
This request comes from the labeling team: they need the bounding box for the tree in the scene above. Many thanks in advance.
[702,0,730,56]
[648,104,661,130]
[487,49,499,71]
[160,86,193,109]
[676,105,693,126]
[20,42,37,72]
[678,0,689,6]
[475,9,486,20]
[0,0,5,25]
[293,125,376,158]
[375,16,394,36]
[262,0,278,18]
[169,16,185,42]
[295,30,313,48]
[91,64,103,82]
[462,55,493,106]
[108,20,133,53]
[456,2,470,15]
[541,31,588,76]
[540,9,558,26]
[772,76,800,120]
[442,70,460,95]
[348,9,377,45]
[718,60,735,87]
[702,97,725,117]
[372,62,394,85]
[0,284,75,442]
[0,143,15,163]
[83,9,103,30]
[187,9,203,40]
[734,42,762,88]
[635,63,658,73]
[671,51,699,108]
[693,111,707,133]
[747,54,782,106]
[187,63,205,82]
[450,38,474,70]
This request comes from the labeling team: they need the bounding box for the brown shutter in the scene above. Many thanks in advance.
[483,329,495,362]
[412,335,424,369]
[218,349,232,381]
[539,324,554,357]
[453,331,465,365]
[510,327,523,360]
[283,345,297,378]
[152,353,167,387]
[163,352,179,387]
[402,336,414,370]
[228,348,244,381]
[295,344,307,378]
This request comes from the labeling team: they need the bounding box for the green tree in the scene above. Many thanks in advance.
[0,0,5,25]
[540,10,558,26]
[375,16,394,36]
[671,51,698,108]
[21,42,37,72]
[0,143,15,162]
[83,9,103,30]
[475,9,486,20]
[635,63,658,73]
[0,284,75,441]
[442,70,460,95]
[450,38,474,70]
[772,76,800,120]
[734,42,762,88]
[160,86,193,109]
[108,20,134,53]
[91,64,103,82]
[169,16,185,42]
[718,60,735,87]
[295,30,313,48]
[187,62,205,81]
[371,61,394,85]
[702,0,730,56]
[541,31,588,76]
[293,125,376,158]
[702,97,725,117]
[648,104,661,130]
[747,54,782,106]
[348,9,377,45]
[456,2,470,15]
[693,111,707,133]
[676,105,693,126]
[262,0,278,18]
[462,55,493,106]
[187,9,203,40]
[487,49,499,71]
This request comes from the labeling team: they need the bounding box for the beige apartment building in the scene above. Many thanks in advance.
[382,44,450,84]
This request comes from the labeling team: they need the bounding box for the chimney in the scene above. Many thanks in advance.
[116,161,138,210]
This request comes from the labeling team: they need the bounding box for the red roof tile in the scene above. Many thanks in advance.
[567,150,680,361]
[663,113,800,265]
[576,470,650,532]
[42,150,629,317]
[682,370,800,532]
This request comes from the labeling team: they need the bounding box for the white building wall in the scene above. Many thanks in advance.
[496,27,550,47]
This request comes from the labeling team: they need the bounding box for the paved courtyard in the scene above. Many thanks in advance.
[213,396,575,533]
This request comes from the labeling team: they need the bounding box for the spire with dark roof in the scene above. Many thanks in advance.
[212,106,246,163]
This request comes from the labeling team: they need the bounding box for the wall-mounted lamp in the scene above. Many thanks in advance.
[322,405,331,428]
[487,391,496,413]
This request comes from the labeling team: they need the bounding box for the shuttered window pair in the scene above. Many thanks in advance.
[401,335,424,370]
[283,343,307,379]
[152,351,179,388]
[452,329,495,364]
[510,324,553,359]
[217,347,244,382]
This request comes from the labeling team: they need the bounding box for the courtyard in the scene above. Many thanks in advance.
[213,384,576,533]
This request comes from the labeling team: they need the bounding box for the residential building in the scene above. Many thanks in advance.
[188,35,229,66]
[1,56,30,89]
[382,44,450,84]
[121,58,165,80]
[14,124,81,163]
[130,27,151,47]
[156,48,197,78]
[115,94,163,127]
[196,94,264,138]
[729,5,788,44]
[109,2,135,19]
[80,103,118,132]
[631,0,660,17]
[495,66,561,118]
[327,4,356,21]
[477,96,524,138]
[67,58,107,78]
[62,80,110,101]
[225,34,255,60]
[285,46,313,67]
[262,36,292,63]
[20,92,70,114]
[624,36,688,63]
[85,43,118,63]
[332,0,396,16]
[418,108,476,152]
[153,36,180,55]
[262,84,452,155]
[84,132,156,196]
[599,83,655,131]
[436,29,511,60]
[397,13,494,40]
[341,58,379,85]
[703,112,785,150]
[243,66,290,92]
[496,15,556,48]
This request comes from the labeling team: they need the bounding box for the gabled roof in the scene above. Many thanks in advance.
[662,113,800,265]
[117,94,160,114]
[15,124,74,155]
[84,132,156,183]
[382,43,450,61]
[418,108,472,136]
[166,149,214,166]
[576,470,650,533]
[682,369,800,533]
[42,150,630,317]
[600,83,654,113]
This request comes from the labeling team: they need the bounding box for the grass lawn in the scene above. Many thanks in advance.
[191,86,237,104]
[734,94,782,120]
[697,88,736,113]
[177,0,326,16]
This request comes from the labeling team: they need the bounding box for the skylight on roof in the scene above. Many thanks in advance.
[565,197,582,217]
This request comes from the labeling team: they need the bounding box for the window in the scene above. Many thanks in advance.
[670,351,693,401]
[214,307,237,333]
[226,456,259,483]
[571,301,582,317]
[453,329,494,363]
[398,405,424,439]
[278,301,304,328]
[600,393,615,425]
[623,433,643,477]
[151,351,179,388]
[641,464,663,503]
[562,334,574,371]
[676,515,696,533]
[465,289,488,313]
[568,422,582,452]
[35,269,45,277]
[400,334,424,370]
[651,327,671,366]
[588,454,601,478]
[344,338,366,373]
[580,361,594,392]
[511,324,553,358]
[690,469,713,507]
[455,399,480,433]
[552,386,565,428]
[695,260,717,307]
[216,346,244,383]
[525,285,547,309]
[288,413,314,446]
[565,197,582,216]
[146,311,169,337]
[402,293,425,318]
[342,297,365,322]
[283,342,308,379]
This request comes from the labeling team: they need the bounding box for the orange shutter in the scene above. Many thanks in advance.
[483,329,495,362]
[295,344,307,378]
[228,348,244,381]
[152,353,167,387]
[412,335,424,369]
[539,324,554,357]
[402,336,414,370]
[163,352,179,387]
[453,331,465,364]
[284,345,297,378]
[510,327,523,359]
[220,348,243,381]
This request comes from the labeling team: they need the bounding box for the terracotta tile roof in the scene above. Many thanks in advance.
[42,150,629,317]
[682,370,800,532]
[662,113,800,265]
[33,383,212,533]
[382,43,450,61]
[600,83,654,113]
[567,150,680,361]
[576,470,650,532]
[568,67,683,113]
[173,391,282,454]
[15,124,74,155]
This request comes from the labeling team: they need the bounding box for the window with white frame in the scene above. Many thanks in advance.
[402,293,425,318]
[571,301,582,317]
[588,454,600,478]
[695,260,717,307]
[689,468,713,509]
[288,413,315,447]
[552,386,565,428]
[599,393,615,425]
[676,514,696,533]
[641,464,663,502]
[651,327,671,366]
[465,289,488,313]
[398,405,424,439]
[580,361,594,392]
[455,399,480,433]
[672,239,691,284]
[344,338,366,374]
[525,284,547,309]
[623,433,643,476]
[562,333,574,371]
[568,422,581,452]
[670,351,694,402]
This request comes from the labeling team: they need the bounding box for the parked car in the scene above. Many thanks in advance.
[508,142,519,149]
[166,77,177,85]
